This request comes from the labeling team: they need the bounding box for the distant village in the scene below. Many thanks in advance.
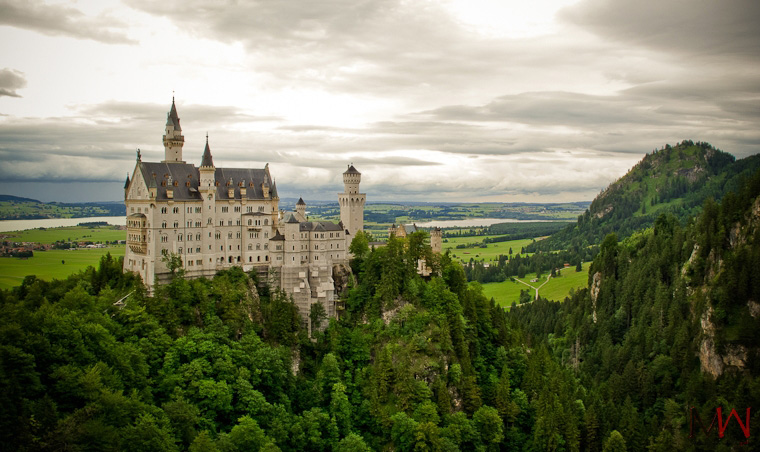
[0,224,126,258]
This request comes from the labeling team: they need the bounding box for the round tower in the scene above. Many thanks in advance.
[339,164,365,237]
[162,97,185,163]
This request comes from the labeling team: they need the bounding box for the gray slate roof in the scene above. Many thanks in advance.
[299,221,343,232]
[344,165,360,175]
[137,162,278,201]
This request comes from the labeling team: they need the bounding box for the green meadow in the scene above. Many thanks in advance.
[2,225,125,244]
[443,235,536,263]
[0,246,126,290]
[482,261,592,307]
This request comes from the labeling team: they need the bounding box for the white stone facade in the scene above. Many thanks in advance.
[124,100,363,323]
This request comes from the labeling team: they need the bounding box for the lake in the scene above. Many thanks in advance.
[0,216,126,233]
[0,215,564,233]
[411,218,566,228]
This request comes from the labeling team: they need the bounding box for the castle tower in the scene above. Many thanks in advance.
[430,227,442,253]
[199,135,216,271]
[339,164,365,237]
[162,97,185,163]
[295,197,307,221]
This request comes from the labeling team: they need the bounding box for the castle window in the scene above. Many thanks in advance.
[220,246,223,251]
[249,256,252,262]
[314,256,318,261]
[187,221,192,227]
[195,221,201,227]
[161,207,167,214]
[266,255,269,261]
[196,233,201,240]
[228,232,232,239]
[178,234,183,241]
[236,220,240,226]
[247,206,253,212]
[248,219,252,226]
[256,244,261,250]
[173,207,179,214]
[228,220,232,226]
[234,206,241,212]
[131,207,134,213]
[264,219,268,226]
[257,256,261,262]
[162,221,167,228]
[264,244,268,250]
[264,233,268,239]
[258,206,264,211]
[195,207,201,213]
[187,207,192,213]
[222,206,228,213]
[219,220,224,226]
[173,221,179,228]
[178,247,182,254]
[208,194,212,201]
[236,232,241,238]
[208,218,212,225]
[215,232,220,239]
[248,244,252,250]
[161,236,168,242]
[196,247,200,253]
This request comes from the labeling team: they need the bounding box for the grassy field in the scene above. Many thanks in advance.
[0,246,125,290]
[443,236,537,263]
[482,262,592,307]
[0,245,124,289]
[1,225,125,244]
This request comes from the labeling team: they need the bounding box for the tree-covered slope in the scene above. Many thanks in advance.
[532,141,760,251]
[510,167,760,450]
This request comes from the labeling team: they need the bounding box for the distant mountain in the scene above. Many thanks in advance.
[0,196,126,220]
[532,140,760,250]
[0,194,42,203]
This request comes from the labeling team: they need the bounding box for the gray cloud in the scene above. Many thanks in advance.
[560,0,760,60]
[0,68,26,97]
[0,0,135,44]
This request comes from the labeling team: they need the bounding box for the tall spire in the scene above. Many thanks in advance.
[163,97,185,163]
[166,97,181,131]
[200,133,214,168]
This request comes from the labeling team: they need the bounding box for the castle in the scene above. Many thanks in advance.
[123,99,365,322]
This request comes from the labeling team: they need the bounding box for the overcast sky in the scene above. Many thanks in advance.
[0,0,758,203]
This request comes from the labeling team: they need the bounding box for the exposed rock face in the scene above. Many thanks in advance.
[332,263,353,298]
[382,298,407,325]
[699,306,749,378]
[748,300,760,318]
[699,306,723,378]
[590,272,602,323]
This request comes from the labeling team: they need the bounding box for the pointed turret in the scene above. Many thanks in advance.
[124,173,130,189]
[200,133,214,168]
[162,97,185,163]
[295,197,306,221]
[166,97,181,131]
[199,134,216,192]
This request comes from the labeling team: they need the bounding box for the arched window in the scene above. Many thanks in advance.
[248,219,252,225]
[247,244,252,250]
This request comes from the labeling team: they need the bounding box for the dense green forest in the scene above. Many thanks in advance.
[1,149,759,451]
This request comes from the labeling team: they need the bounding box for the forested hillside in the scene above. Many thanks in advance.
[1,160,758,451]
[531,141,760,251]
[0,195,125,220]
